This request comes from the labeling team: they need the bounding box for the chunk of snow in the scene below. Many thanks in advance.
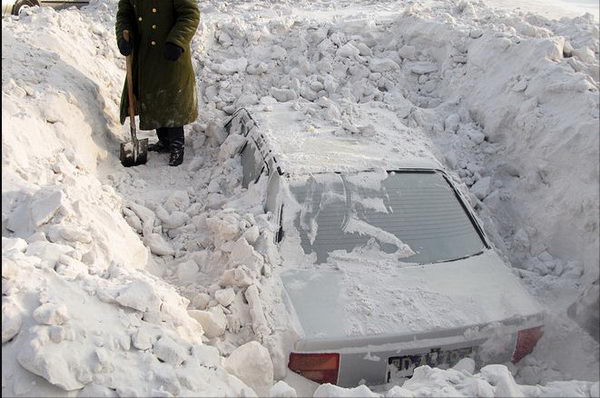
[368,58,400,72]
[2,237,27,252]
[270,87,298,102]
[444,114,460,133]
[153,335,188,366]
[192,292,211,310]
[177,260,199,282]
[245,285,271,340]
[480,364,523,397]
[224,341,274,396]
[26,241,74,268]
[32,303,69,325]
[30,190,65,227]
[215,288,235,307]
[217,58,248,74]
[337,43,360,58]
[269,381,297,397]
[453,357,476,374]
[243,226,260,245]
[314,384,379,397]
[115,280,161,313]
[408,61,438,75]
[17,341,86,391]
[471,176,492,200]
[188,308,226,338]
[398,45,417,60]
[145,233,175,256]
[2,302,22,343]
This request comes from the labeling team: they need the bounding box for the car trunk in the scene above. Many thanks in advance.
[282,250,543,385]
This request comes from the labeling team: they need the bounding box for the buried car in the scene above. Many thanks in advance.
[224,103,544,387]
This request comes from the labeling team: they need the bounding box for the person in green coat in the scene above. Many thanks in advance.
[115,0,200,166]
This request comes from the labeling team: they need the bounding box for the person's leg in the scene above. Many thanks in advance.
[167,126,185,167]
[148,127,171,152]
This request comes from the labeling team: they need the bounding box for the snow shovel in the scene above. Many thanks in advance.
[119,30,148,167]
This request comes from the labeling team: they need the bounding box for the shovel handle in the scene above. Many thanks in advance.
[123,30,137,145]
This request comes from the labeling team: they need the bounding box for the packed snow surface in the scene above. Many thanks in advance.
[2,0,599,396]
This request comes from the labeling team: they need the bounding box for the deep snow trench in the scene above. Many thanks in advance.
[2,0,599,396]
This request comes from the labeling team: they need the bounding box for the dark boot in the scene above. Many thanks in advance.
[148,127,171,152]
[167,126,185,167]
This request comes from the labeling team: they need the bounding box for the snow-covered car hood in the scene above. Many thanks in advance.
[281,249,543,345]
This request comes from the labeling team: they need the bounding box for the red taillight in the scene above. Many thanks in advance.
[512,326,543,363]
[288,353,340,384]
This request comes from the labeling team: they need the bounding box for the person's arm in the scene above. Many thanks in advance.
[165,0,200,51]
[115,0,135,46]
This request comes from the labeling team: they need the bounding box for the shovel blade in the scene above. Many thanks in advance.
[120,138,149,167]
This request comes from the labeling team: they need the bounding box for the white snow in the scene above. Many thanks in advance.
[2,0,598,396]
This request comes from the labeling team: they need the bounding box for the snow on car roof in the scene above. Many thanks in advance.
[244,101,443,175]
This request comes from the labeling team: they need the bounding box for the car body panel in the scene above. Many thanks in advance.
[282,250,542,345]
[224,106,545,387]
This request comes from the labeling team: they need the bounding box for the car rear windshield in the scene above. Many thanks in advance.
[283,170,486,264]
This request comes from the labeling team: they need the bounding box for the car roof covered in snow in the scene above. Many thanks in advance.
[236,102,443,176]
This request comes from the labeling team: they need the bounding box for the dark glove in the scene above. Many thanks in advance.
[164,42,184,61]
[118,36,133,56]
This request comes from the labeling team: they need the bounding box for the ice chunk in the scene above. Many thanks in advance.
[79,383,118,397]
[26,241,75,268]
[480,364,523,397]
[177,260,199,282]
[145,233,175,256]
[2,301,22,343]
[17,340,86,391]
[224,341,274,396]
[314,384,379,397]
[30,189,65,227]
[215,288,235,307]
[220,265,261,289]
[188,308,226,338]
[243,226,260,245]
[229,237,264,275]
[270,87,298,102]
[153,335,188,366]
[269,381,297,397]
[115,280,161,313]
[471,177,492,200]
[386,386,414,397]
[369,58,400,72]
[163,211,189,229]
[132,325,160,350]
[398,45,417,60]
[453,357,476,374]
[444,114,460,133]
[33,303,69,325]
[192,292,211,310]
[217,58,248,74]
[187,156,205,172]
[2,237,27,252]
[245,285,271,340]
[48,225,92,244]
[337,43,360,58]
[408,62,438,75]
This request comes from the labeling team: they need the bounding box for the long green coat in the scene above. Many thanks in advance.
[115,0,200,130]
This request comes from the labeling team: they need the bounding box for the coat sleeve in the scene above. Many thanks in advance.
[166,0,200,51]
[115,0,135,43]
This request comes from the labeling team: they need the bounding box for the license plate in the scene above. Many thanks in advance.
[387,346,475,381]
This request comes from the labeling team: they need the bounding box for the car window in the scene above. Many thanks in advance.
[283,171,486,264]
